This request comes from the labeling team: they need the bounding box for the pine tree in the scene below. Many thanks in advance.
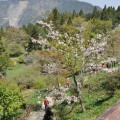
[52,8,59,26]
[72,10,76,18]
[101,5,109,20]
[91,7,101,19]
[0,26,3,34]
[60,15,65,25]
[23,25,27,31]
[0,35,4,53]
[79,9,84,17]
[117,6,120,12]
[31,25,39,39]
[85,13,92,20]
[0,35,10,76]
[67,17,72,25]
[26,23,34,36]
[91,7,97,18]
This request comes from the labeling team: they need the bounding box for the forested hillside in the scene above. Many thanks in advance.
[0,5,120,120]
[0,0,101,27]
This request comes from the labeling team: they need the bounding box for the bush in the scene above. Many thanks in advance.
[18,55,25,63]
[45,74,66,88]
[6,64,39,90]
[24,55,33,65]
[0,80,24,120]
[9,44,24,57]
[69,87,78,96]
[11,60,17,67]
[34,77,46,89]
[101,71,120,95]
[58,75,66,85]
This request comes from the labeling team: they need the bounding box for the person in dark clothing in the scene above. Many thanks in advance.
[43,107,53,120]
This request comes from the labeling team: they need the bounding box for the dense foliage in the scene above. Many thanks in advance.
[0,35,10,76]
[0,80,24,120]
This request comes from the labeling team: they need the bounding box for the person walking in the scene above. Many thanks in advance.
[66,78,70,88]
[44,97,49,109]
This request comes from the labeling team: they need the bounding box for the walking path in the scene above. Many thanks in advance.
[27,86,77,120]
[97,100,120,120]
[27,110,45,120]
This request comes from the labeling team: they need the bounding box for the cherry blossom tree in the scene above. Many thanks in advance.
[36,20,87,112]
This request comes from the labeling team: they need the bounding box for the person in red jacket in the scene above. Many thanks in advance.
[44,97,49,109]
[66,78,70,88]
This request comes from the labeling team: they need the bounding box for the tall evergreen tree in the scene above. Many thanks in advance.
[0,35,10,76]
[31,25,39,39]
[60,15,65,25]
[91,7,97,18]
[67,17,72,25]
[0,26,3,34]
[52,8,59,26]
[26,23,34,36]
[79,9,84,17]
[116,9,120,24]
[85,13,92,20]
[101,5,109,20]
[117,6,120,12]
[72,10,76,18]
[91,7,101,19]
[0,35,4,53]
[23,25,27,31]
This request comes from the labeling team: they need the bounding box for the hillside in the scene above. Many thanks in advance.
[0,0,101,27]
[0,2,120,120]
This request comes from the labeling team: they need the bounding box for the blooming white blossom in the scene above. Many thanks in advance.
[35,20,118,74]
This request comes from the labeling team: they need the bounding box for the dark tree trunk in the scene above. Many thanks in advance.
[72,73,86,112]
[54,74,60,91]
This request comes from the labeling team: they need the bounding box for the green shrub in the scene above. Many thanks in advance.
[6,64,39,89]
[34,77,46,89]
[90,32,96,38]
[45,74,66,88]
[58,75,66,85]
[0,80,24,120]
[18,55,25,63]
[8,44,24,57]
[101,71,120,95]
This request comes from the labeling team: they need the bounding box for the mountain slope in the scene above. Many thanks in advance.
[0,0,101,27]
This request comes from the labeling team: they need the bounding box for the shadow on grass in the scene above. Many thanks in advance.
[94,96,112,106]
[86,96,112,110]
[53,101,77,120]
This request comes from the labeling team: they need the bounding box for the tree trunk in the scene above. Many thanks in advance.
[77,87,86,112]
[72,73,86,112]
[54,74,60,91]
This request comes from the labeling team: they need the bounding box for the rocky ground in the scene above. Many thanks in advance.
[27,110,45,120]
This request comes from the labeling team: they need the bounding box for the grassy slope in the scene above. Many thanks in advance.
[6,63,39,81]
[54,72,120,120]
[70,72,120,120]
[6,63,120,120]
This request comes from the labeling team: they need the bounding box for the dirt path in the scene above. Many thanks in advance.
[97,100,120,120]
[27,110,45,120]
